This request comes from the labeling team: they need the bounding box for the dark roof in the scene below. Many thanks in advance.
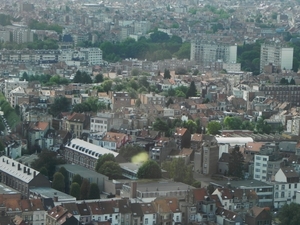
[42,198,54,211]
[76,203,91,216]
[62,203,80,216]
[130,203,143,217]
[281,167,299,178]
[118,199,132,214]
[216,207,239,221]
[61,216,83,225]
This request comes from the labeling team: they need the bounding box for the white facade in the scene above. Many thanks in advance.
[9,86,26,108]
[274,181,299,208]
[90,117,109,133]
[80,48,103,65]
[0,30,10,42]
[143,213,156,225]
[190,41,237,66]
[4,78,28,98]
[223,63,241,72]
[32,211,46,225]
[260,43,294,72]
[163,108,174,117]
[254,155,269,181]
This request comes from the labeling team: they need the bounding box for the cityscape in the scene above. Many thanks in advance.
[0,0,300,225]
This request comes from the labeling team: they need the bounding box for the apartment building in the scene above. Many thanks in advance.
[109,91,131,111]
[253,143,283,182]
[12,29,34,44]
[9,86,26,108]
[190,40,237,67]
[201,136,219,175]
[139,92,165,105]
[260,43,293,72]
[65,113,89,138]
[273,167,300,208]
[0,30,10,43]
[258,84,300,106]
[79,48,103,65]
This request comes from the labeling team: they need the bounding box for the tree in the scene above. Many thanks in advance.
[166,98,174,107]
[163,69,171,79]
[31,150,66,180]
[94,74,104,83]
[153,118,169,133]
[207,184,215,195]
[162,158,194,185]
[280,78,289,85]
[70,182,80,199]
[72,174,83,186]
[182,120,197,134]
[39,167,48,177]
[59,167,69,193]
[131,68,140,76]
[192,181,201,188]
[255,117,271,134]
[98,161,122,179]
[21,72,29,81]
[137,160,162,179]
[186,81,197,98]
[80,179,90,200]
[73,71,93,84]
[88,183,100,199]
[206,121,222,135]
[50,96,71,116]
[150,31,170,43]
[95,153,116,171]
[290,78,296,85]
[119,145,146,162]
[223,116,242,130]
[228,145,244,179]
[175,67,187,75]
[102,80,113,93]
[52,172,65,192]
[278,203,300,225]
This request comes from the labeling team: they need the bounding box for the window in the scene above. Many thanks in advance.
[295,184,298,189]
[145,218,148,224]
[281,192,285,198]
[282,185,285,190]
[275,192,278,198]
[176,216,179,222]
[256,156,261,160]
[263,158,267,161]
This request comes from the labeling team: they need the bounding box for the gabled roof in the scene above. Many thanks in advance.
[29,121,49,131]
[216,207,239,221]
[67,113,86,123]
[192,188,207,201]
[76,203,90,216]
[140,202,156,215]
[191,133,203,142]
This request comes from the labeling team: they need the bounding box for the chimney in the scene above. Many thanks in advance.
[130,182,137,198]
[6,160,8,164]
[23,167,27,173]
[18,164,21,170]
[2,158,4,162]
[33,171,36,177]
[53,196,58,202]
[12,162,14,167]
[27,169,31,175]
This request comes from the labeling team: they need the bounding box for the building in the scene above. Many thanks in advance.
[109,91,131,112]
[27,121,50,150]
[190,40,237,67]
[4,78,28,98]
[63,138,119,170]
[56,164,108,193]
[65,113,89,138]
[79,48,103,65]
[258,84,300,106]
[201,136,219,175]
[273,167,300,208]
[260,43,293,72]
[139,93,165,105]
[0,156,51,198]
[245,206,272,225]
[12,29,34,44]
[174,127,191,149]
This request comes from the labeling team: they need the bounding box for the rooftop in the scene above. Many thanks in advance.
[66,138,118,159]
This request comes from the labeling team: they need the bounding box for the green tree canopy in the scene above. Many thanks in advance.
[95,153,116,171]
[72,174,83,186]
[73,70,93,84]
[162,158,194,185]
[98,161,122,179]
[137,160,162,179]
[223,116,242,130]
[39,167,48,177]
[206,121,222,135]
[52,172,65,192]
[164,69,171,79]
[153,118,169,133]
[70,182,80,199]
[49,96,71,116]
[278,203,300,225]
[119,145,146,162]
[31,150,66,180]
[186,81,197,98]
[228,145,244,179]
[58,167,69,193]
[80,179,90,200]
[88,183,100,199]
[94,74,103,83]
